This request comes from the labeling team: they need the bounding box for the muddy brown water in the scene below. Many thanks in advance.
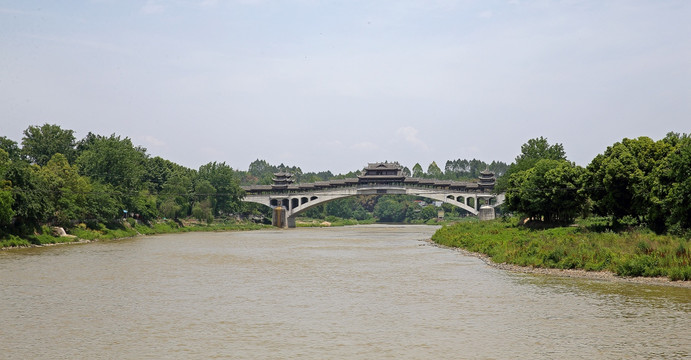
[1,225,689,359]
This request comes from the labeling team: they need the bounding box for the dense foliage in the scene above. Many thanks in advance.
[432,218,691,281]
[0,124,250,239]
[503,134,691,235]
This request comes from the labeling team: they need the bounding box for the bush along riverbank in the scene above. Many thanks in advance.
[1,218,271,249]
[431,218,691,281]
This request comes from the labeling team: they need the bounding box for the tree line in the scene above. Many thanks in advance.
[1,124,509,236]
[502,134,691,235]
[0,124,247,236]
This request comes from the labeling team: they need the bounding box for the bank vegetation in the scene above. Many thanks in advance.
[432,218,691,281]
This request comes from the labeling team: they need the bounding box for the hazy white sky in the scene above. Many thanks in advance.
[1,0,689,174]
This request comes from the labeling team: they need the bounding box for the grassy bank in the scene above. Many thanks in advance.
[431,218,691,281]
[1,219,271,249]
[296,217,377,227]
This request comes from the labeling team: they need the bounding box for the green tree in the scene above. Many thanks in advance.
[159,171,193,219]
[247,159,277,185]
[650,133,691,233]
[374,197,406,222]
[0,149,15,228]
[21,124,76,166]
[427,161,443,178]
[585,136,670,226]
[39,153,91,226]
[505,159,585,223]
[198,162,244,216]
[142,156,184,193]
[76,134,147,191]
[497,137,566,192]
[412,163,424,178]
[83,181,121,224]
[5,161,51,233]
[76,134,149,217]
[0,136,22,161]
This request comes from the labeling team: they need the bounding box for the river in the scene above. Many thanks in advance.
[1,225,689,359]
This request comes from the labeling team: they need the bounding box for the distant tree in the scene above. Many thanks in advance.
[21,124,76,166]
[374,197,406,222]
[488,160,509,177]
[412,163,424,178]
[419,205,438,221]
[427,161,443,178]
[325,198,354,219]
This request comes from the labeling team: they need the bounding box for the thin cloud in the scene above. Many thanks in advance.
[143,135,165,147]
[395,127,429,151]
[350,142,379,151]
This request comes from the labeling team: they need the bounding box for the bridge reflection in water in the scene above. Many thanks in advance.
[242,162,505,228]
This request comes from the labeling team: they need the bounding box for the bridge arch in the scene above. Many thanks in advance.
[241,162,503,228]
[243,186,490,228]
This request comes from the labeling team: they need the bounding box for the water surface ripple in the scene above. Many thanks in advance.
[1,225,689,359]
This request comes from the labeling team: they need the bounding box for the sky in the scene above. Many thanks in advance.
[1,0,690,175]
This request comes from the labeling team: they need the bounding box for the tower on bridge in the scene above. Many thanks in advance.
[242,162,504,228]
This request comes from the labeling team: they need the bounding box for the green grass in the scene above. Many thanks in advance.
[296,217,376,227]
[431,218,691,281]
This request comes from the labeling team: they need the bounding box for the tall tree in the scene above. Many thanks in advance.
[0,149,15,228]
[21,124,76,166]
[496,137,566,192]
[412,163,424,178]
[76,134,147,191]
[39,153,91,226]
[427,161,443,178]
[159,171,194,219]
[4,161,50,232]
[648,133,691,233]
[198,162,244,216]
[585,136,671,226]
[505,159,585,223]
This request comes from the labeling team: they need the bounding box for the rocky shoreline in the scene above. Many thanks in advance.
[424,239,691,289]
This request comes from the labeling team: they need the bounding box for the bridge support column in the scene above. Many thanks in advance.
[286,215,296,229]
[478,205,495,221]
[272,206,286,228]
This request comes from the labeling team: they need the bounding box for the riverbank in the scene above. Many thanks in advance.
[425,239,691,288]
[430,218,691,285]
[1,218,272,250]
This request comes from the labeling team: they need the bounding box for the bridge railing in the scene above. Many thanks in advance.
[243,181,495,196]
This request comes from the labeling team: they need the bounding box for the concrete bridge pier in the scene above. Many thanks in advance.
[272,206,286,228]
[477,194,496,220]
[272,206,297,228]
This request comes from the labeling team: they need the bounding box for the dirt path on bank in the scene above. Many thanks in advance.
[424,239,691,289]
